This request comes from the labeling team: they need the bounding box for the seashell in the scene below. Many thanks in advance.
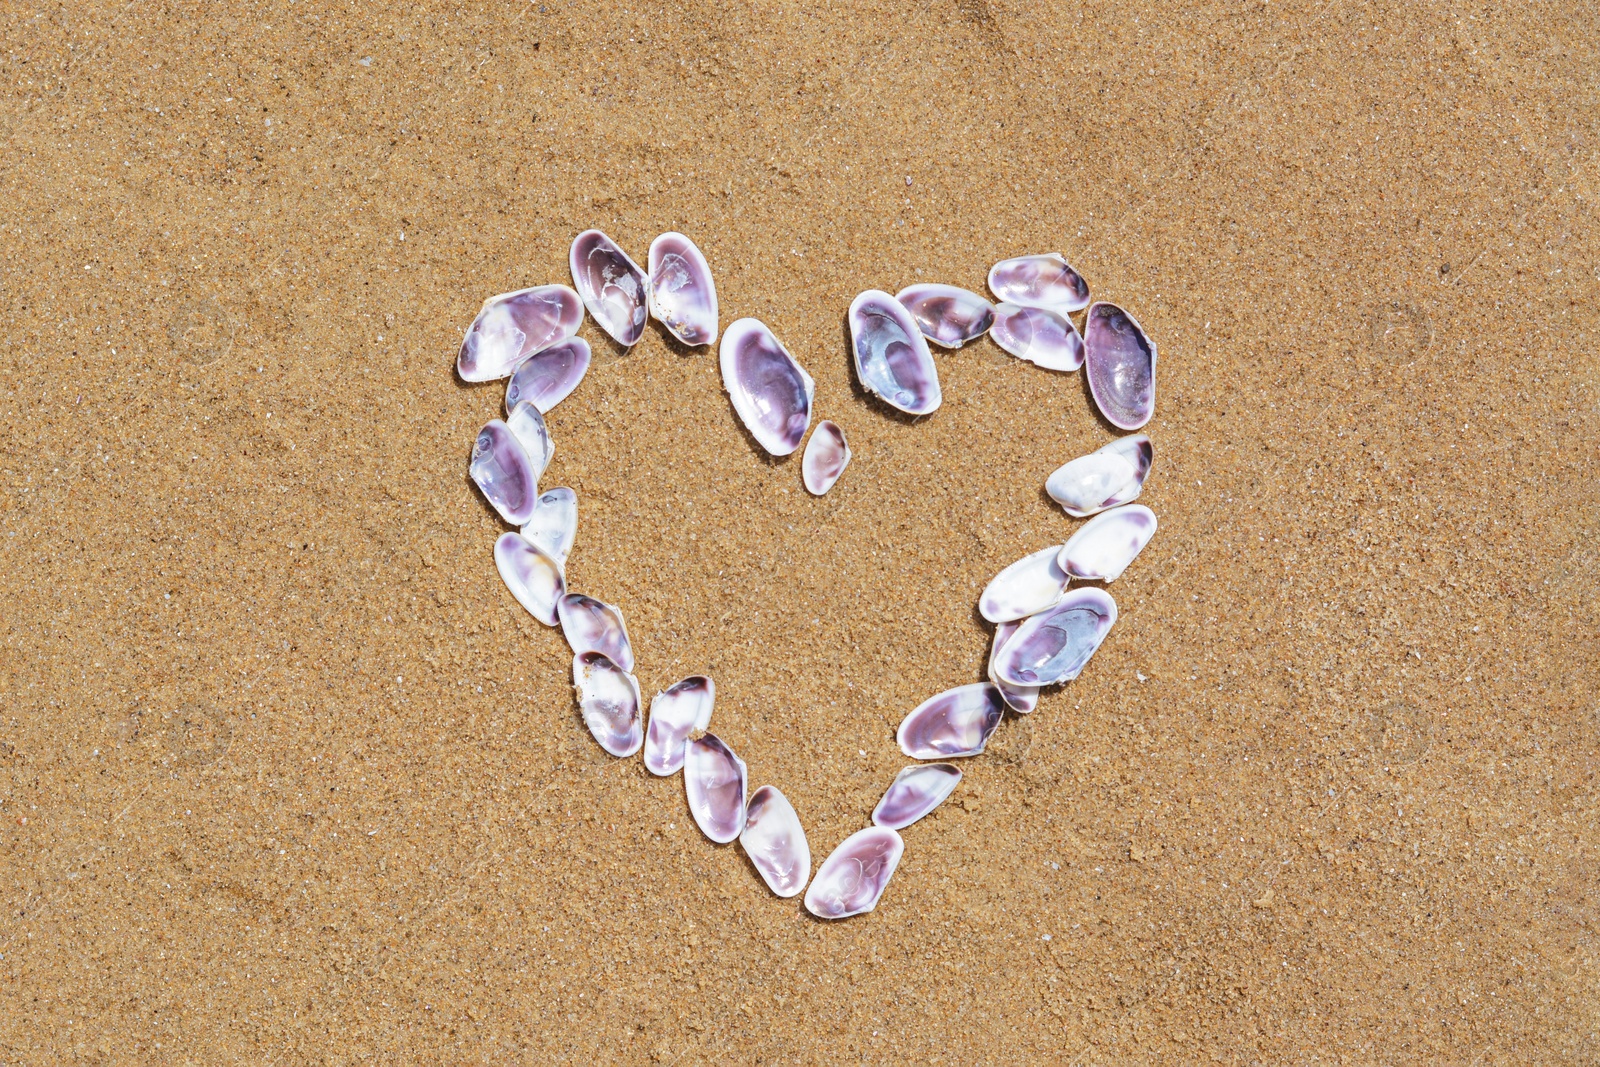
[986,253,1090,313]
[684,733,748,844]
[848,290,942,415]
[505,400,554,482]
[987,619,1039,713]
[989,303,1085,372]
[643,675,715,777]
[1083,301,1156,430]
[521,487,577,567]
[493,532,565,626]
[505,337,591,415]
[456,285,584,383]
[803,826,904,919]
[801,420,850,496]
[739,785,811,897]
[1058,504,1157,583]
[1045,435,1152,518]
[647,232,718,346]
[569,229,650,346]
[469,419,540,525]
[572,651,643,757]
[719,318,814,456]
[979,545,1070,624]
[556,593,634,672]
[897,683,1006,759]
[894,283,995,349]
[872,763,962,830]
[992,587,1117,687]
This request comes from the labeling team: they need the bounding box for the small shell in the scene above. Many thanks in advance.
[894,283,995,349]
[505,401,554,481]
[1059,504,1157,582]
[897,683,1006,760]
[505,337,591,415]
[684,733,748,844]
[872,764,962,830]
[801,421,851,496]
[848,290,942,415]
[979,545,1070,624]
[719,318,814,456]
[803,826,904,920]
[989,303,1085,371]
[647,232,718,346]
[457,285,584,383]
[556,593,634,672]
[493,532,565,626]
[740,785,811,897]
[573,651,643,757]
[986,253,1090,313]
[644,675,715,777]
[988,619,1039,713]
[1084,302,1156,430]
[569,229,649,346]
[521,487,577,566]
[992,587,1117,687]
[1045,435,1152,518]
[469,419,539,525]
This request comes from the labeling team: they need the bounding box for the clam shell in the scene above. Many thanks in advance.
[803,826,904,919]
[872,763,961,830]
[719,318,814,456]
[801,420,850,496]
[740,785,811,897]
[978,545,1070,624]
[647,232,718,346]
[504,337,591,415]
[456,285,584,383]
[469,419,540,525]
[989,303,1084,372]
[643,675,715,777]
[897,683,1006,760]
[848,290,942,415]
[569,229,649,346]
[894,283,995,349]
[556,593,635,672]
[992,587,1117,687]
[573,651,643,757]
[1045,435,1152,518]
[684,733,748,844]
[986,253,1090,313]
[505,400,554,482]
[521,486,577,567]
[493,532,565,626]
[987,619,1039,713]
[1083,302,1156,430]
[1059,504,1157,583]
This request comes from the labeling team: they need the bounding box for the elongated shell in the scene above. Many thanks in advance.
[573,651,643,757]
[990,303,1084,371]
[979,545,1070,623]
[494,532,565,626]
[570,229,649,346]
[1045,435,1152,518]
[719,318,814,456]
[992,587,1117,687]
[684,733,748,844]
[897,683,1006,759]
[894,283,995,349]
[740,785,811,897]
[801,420,850,496]
[1084,302,1156,430]
[647,232,718,346]
[1059,504,1157,582]
[987,253,1090,313]
[521,486,577,566]
[643,675,715,777]
[556,593,634,672]
[872,763,962,830]
[803,826,904,919]
[457,285,584,383]
[988,619,1039,713]
[505,337,591,415]
[848,290,942,415]
[506,401,554,482]
[469,419,539,525]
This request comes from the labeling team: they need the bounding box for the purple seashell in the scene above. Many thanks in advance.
[556,593,634,672]
[647,232,718,346]
[990,303,1085,372]
[740,785,811,897]
[644,675,715,777]
[469,419,539,525]
[992,587,1117,687]
[894,283,995,349]
[493,532,565,626]
[849,290,942,415]
[573,651,643,757]
[1059,504,1157,583]
[979,545,1070,624]
[897,683,1006,760]
[719,318,814,456]
[801,420,850,496]
[505,337,591,415]
[505,401,554,481]
[986,253,1090,313]
[457,285,584,383]
[521,487,577,566]
[1045,435,1152,518]
[872,764,962,830]
[1084,301,1156,430]
[570,229,649,346]
[988,619,1039,713]
[804,826,904,919]
[684,733,748,844]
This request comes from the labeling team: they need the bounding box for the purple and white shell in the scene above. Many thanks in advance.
[493,532,565,626]
[979,545,1071,624]
[505,401,554,482]
[848,290,942,415]
[469,419,540,526]
[986,253,1090,313]
[644,675,715,777]
[457,285,584,383]
[569,229,649,347]
[739,785,811,897]
[719,318,814,456]
[504,337,591,415]
[1045,435,1153,518]
[894,283,995,349]
[521,487,577,567]
[801,420,850,496]
[872,763,962,830]
[1059,504,1157,583]
[573,651,643,758]
[987,619,1039,713]
[684,733,748,844]
[556,593,634,672]
[897,683,1007,760]
[989,303,1085,372]
[1083,302,1156,430]
[647,232,718,347]
[803,826,904,919]
[991,587,1118,687]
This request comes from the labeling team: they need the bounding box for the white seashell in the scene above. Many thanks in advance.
[521,487,577,567]
[719,318,814,456]
[493,532,565,626]
[1058,504,1157,582]
[872,764,962,830]
[1045,435,1152,518]
[803,826,904,919]
[456,285,584,383]
[992,587,1117,687]
[572,651,643,757]
[556,593,634,672]
[505,401,554,482]
[801,420,850,496]
[987,619,1039,713]
[469,419,540,525]
[989,303,1084,371]
[987,253,1090,313]
[740,785,811,897]
[570,229,650,346]
[1083,302,1156,430]
[848,290,942,415]
[647,232,718,346]
[684,733,748,844]
[897,683,1006,759]
[643,675,715,777]
[979,545,1070,623]
[894,283,995,349]
[505,337,591,415]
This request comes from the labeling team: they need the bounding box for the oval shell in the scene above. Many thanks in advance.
[719,318,814,456]
[740,785,811,898]
[897,683,1006,760]
[469,419,539,525]
[1084,301,1156,430]
[987,253,1090,313]
[894,283,995,349]
[1045,435,1152,518]
[992,587,1117,687]
[521,487,577,567]
[457,285,584,383]
[872,764,962,830]
[647,232,718,346]
[556,593,634,672]
[572,651,643,757]
[493,532,565,626]
[684,733,748,844]
[989,303,1084,372]
[979,545,1070,624]
[570,229,649,346]
[505,400,554,482]
[848,290,942,415]
[505,337,591,415]
[1059,504,1157,583]
[801,420,851,496]
[988,619,1039,713]
[643,675,715,777]
[803,826,904,919]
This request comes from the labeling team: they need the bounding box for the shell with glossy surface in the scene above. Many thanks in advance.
[988,619,1039,713]
[493,532,565,626]
[556,593,635,672]
[990,303,1085,372]
[1059,504,1157,582]
[897,683,1007,760]
[505,337,591,415]
[803,826,904,920]
[647,232,718,346]
[979,545,1070,624]
[848,290,942,415]
[986,253,1090,313]
[894,283,995,349]
[719,318,814,456]
[992,587,1118,687]
[1045,435,1152,518]
[457,285,584,383]
[801,420,851,496]
[872,764,962,830]
[506,401,554,481]
[521,487,577,567]
[569,229,649,346]
[684,734,748,844]
[739,785,811,897]
[1084,302,1156,430]
[643,675,715,777]
[573,651,643,757]
[469,419,540,525]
